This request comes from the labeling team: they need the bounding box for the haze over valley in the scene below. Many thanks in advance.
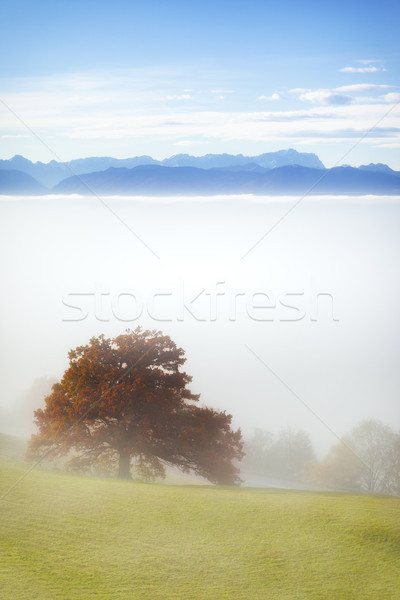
[1,191,399,462]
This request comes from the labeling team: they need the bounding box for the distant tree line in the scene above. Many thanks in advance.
[242,428,315,482]
[244,420,400,496]
[307,419,400,496]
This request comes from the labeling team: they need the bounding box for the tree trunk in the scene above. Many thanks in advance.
[118,451,132,479]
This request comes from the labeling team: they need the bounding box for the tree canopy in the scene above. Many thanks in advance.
[27,329,243,484]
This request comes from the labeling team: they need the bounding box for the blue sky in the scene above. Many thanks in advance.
[1,0,399,167]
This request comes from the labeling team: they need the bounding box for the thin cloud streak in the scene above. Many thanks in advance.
[340,65,388,73]
[335,84,393,92]
[299,91,353,106]
[1,111,399,156]
[258,94,281,101]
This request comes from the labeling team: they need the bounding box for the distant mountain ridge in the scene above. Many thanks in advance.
[161,149,324,170]
[358,163,398,175]
[0,149,324,187]
[0,154,157,188]
[1,152,400,196]
[53,163,400,196]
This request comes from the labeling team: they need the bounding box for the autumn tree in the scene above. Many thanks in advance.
[27,329,243,484]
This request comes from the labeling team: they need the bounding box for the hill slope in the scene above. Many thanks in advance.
[1,458,399,599]
[0,169,46,195]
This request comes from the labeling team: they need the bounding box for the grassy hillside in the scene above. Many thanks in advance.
[0,453,399,599]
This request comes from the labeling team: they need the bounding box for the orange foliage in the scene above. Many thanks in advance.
[27,328,243,483]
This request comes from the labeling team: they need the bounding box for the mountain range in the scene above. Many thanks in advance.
[0,150,399,196]
[52,164,400,196]
[0,149,324,187]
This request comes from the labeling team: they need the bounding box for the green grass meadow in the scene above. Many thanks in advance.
[0,437,399,599]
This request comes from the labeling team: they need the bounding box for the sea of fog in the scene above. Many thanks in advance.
[1,194,399,454]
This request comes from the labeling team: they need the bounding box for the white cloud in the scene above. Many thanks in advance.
[174,140,210,147]
[52,105,399,145]
[211,89,234,94]
[291,84,396,107]
[335,84,392,92]
[382,93,400,103]
[299,90,353,106]
[340,65,387,73]
[373,142,400,149]
[257,93,281,101]
[166,94,191,100]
